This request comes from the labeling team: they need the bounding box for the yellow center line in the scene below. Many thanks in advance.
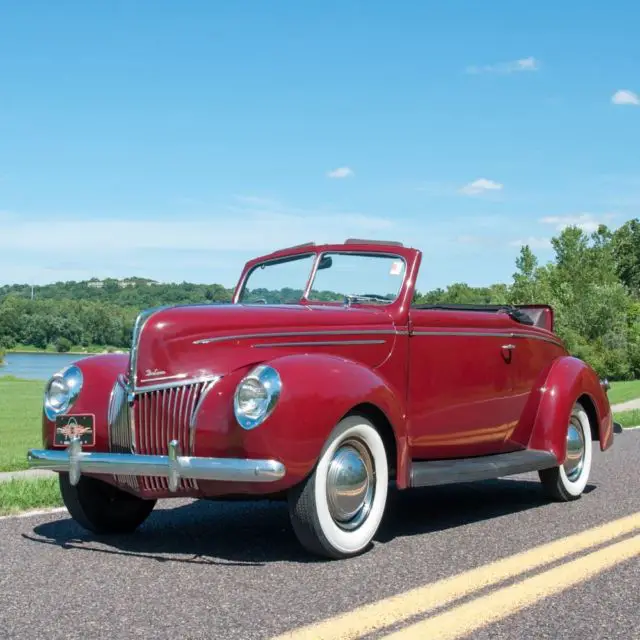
[383,533,640,639]
[271,512,640,640]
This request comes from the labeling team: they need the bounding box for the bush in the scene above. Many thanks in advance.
[0,335,16,350]
[55,337,73,353]
[0,347,5,364]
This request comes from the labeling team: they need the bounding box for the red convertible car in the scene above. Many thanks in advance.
[28,239,616,559]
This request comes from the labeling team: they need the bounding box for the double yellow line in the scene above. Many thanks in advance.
[273,512,640,640]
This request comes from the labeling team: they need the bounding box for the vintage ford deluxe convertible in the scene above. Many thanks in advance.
[27,239,615,559]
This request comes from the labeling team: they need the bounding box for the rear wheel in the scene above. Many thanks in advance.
[59,473,156,534]
[288,415,389,559]
[539,401,593,501]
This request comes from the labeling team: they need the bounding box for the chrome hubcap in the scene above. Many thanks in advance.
[326,439,375,531]
[563,417,585,481]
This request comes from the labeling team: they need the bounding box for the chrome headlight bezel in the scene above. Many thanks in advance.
[44,365,84,421]
[233,365,282,430]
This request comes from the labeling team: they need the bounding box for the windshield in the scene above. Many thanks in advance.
[238,251,406,305]
[238,253,315,303]
[308,252,405,304]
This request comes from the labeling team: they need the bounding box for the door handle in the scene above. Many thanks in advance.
[501,343,515,363]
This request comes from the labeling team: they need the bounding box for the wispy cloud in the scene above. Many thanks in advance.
[509,237,552,250]
[327,167,354,179]
[0,200,394,285]
[539,213,616,233]
[455,235,503,247]
[611,89,639,106]
[465,57,540,75]
[460,178,504,196]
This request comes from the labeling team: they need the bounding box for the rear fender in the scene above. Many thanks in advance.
[234,354,407,488]
[516,356,613,463]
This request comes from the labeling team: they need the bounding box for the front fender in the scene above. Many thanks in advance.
[193,353,406,490]
[514,356,613,464]
[41,353,128,450]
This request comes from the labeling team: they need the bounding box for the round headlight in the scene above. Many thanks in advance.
[44,365,83,421]
[234,365,281,430]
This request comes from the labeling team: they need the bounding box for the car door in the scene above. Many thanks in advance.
[407,308,522,459]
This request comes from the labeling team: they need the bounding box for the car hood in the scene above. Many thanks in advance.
[131,303,398,388]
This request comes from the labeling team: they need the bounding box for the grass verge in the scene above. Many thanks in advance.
[613,409,640,428]
[608,380,640,405]
[0,377,44,471]
[0,477,63,516]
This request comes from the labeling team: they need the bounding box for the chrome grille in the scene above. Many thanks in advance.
[134,382,205,455]
[107,378,208,493]
[108,378,139,491]
[134,381,206,492]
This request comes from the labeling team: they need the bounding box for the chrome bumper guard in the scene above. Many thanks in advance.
[27,437,286,492]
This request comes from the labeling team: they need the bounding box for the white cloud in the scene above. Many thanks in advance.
[460,178,504,196]
[611,90,639,106]
[327,167,354,179]
[0,201,395,285]
[509,237,552,250]
[539,213,615,233]
[466,57,540,75]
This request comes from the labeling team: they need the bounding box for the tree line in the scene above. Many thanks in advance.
[1,219,639,379]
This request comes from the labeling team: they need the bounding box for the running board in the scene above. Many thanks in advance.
[409,450,558,488]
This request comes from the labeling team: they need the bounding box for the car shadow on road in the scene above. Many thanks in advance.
[23,478,596,565]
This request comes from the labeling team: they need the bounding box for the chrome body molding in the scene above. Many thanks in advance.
[28,437,286,491]
[189,378,220,453]
[139,372,188,384]
[193,329,406,346]
[191,327,560,348]
[132,374,222,394]
[128,306,170,389]
[410,330,564,349]
[253,339,388,348]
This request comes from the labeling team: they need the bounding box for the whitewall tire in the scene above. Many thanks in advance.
[539,401,593,501]
[288,415,389,559]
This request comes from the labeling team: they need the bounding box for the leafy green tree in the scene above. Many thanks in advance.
[611,218,640,295]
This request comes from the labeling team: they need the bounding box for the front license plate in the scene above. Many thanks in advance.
[54,415,95,447]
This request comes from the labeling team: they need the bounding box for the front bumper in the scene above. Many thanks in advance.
[27,436,286,491]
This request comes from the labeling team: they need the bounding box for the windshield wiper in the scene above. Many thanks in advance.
[344,293,391,305]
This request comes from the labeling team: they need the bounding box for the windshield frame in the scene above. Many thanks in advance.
[234,248,408,307]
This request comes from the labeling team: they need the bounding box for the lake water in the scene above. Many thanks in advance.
[0,352,94,380]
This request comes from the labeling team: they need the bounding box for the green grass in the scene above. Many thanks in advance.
[607,380,640,405]
[613,409,640,428]
[0,377,45,472]
[0,477,63,516]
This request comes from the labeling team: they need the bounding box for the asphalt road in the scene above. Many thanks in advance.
[1,432,638,640]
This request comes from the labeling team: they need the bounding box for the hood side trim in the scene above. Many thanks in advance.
[194,329,407,345]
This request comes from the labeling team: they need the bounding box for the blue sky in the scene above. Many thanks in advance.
[1,1,639,293]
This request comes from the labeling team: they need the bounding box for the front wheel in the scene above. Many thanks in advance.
[538,401,593,501]
[59,473,156,534]
[287,415,389,559]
